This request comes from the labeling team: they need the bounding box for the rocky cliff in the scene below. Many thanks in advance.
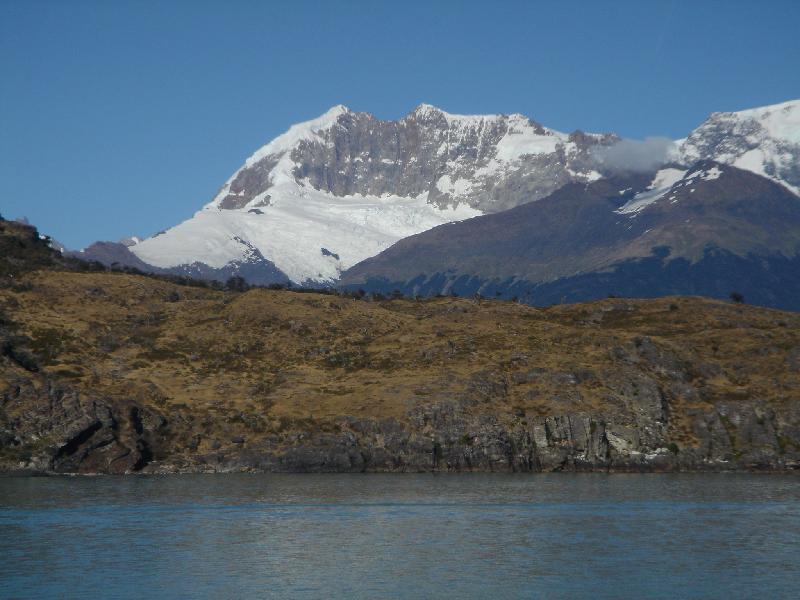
[5,364,799,474]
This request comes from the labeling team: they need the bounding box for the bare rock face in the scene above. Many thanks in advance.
[0,375,168,474]
[136,387,800,475]
[8,359,795,475]
[219,104,612,215]
[292,106,611,213]
[4,342,798,474]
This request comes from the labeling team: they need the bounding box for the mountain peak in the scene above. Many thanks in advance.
[702,98,800,143]
[726,97,800,115]
[242,104,350,168]
[130,101,608,285]
[679,98,800,195]
[408,103,509,124]
[123,99,800,290]
[409,103,446,118]
[729,98,800,145]
[323,104,351,118]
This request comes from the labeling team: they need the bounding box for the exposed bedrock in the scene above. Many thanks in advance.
[3,369,796,474]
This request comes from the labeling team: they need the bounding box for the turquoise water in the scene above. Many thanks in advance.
[1,474,798,599]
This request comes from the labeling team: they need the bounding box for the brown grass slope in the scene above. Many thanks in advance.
[1,218,799,472]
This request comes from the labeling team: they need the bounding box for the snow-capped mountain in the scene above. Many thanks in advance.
[127,104,612,284]
[677,99,800,195]
[76,98,800,287]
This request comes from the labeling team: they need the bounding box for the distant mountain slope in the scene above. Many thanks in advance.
[69,239,290,286]
[341,162,800,310]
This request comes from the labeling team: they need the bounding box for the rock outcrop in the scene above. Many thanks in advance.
[0,374,167,474]
[3,327,798,474]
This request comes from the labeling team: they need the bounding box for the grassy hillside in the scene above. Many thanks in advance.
[1,218,799,472]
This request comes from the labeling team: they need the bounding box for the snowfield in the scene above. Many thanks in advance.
[132,183,481,283]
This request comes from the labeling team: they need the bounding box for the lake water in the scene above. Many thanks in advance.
[1,473,798,599]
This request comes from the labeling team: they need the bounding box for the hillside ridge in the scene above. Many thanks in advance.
[2,218,799,474]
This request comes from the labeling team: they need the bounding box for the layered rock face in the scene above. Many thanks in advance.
[4,356,799,474]
[0,375,165,474]
[214,104,609,214]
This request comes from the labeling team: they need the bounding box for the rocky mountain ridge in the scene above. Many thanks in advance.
[679,99,800,195]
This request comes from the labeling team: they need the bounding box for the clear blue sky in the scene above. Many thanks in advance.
[2,0,798,248]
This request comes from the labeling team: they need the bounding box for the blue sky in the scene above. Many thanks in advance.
[1,0,798,248]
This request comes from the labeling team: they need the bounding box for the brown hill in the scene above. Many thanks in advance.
[1,218,799,473]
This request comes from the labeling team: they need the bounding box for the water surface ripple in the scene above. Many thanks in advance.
[1,474,798,599]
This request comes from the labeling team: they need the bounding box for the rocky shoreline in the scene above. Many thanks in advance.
[3,370,799,475]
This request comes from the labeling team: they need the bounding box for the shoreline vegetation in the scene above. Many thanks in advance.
[1,217,799,475]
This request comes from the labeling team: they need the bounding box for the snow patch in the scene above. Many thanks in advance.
[245,105,347,167]
[209,106,349,207]
[734,99,800,145]
[700,166,723,180]
[616,168,686,215]
[436,175,475,196]
[494,116,564,161]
